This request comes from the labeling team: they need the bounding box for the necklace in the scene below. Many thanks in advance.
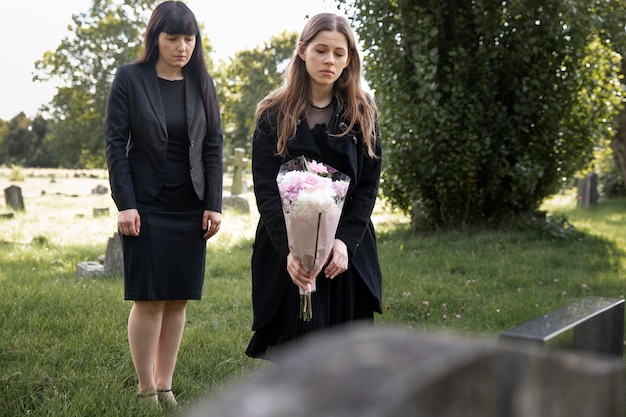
[309,100,332,110]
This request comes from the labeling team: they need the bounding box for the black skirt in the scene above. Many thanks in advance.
[245,268,377,360]
[121,179,206,301]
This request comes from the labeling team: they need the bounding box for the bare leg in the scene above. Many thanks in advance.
[154,300,188,405]
[128,301,165,396]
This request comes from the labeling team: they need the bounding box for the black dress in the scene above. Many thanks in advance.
[121,78,206,301]
[245,120,379,360]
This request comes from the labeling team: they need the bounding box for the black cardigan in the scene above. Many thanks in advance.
[250,106,383,330]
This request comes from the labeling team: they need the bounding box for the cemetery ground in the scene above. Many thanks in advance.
[1,168,626,416]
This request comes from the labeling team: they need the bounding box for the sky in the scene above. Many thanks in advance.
[0,0,343,120]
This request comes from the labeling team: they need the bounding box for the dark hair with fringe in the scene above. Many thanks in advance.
[135,1,218,129]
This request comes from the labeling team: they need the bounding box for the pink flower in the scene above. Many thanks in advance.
[308,160,329,175]
[277,156,351,321]
[332,180,350,199]
[305,175,319,185]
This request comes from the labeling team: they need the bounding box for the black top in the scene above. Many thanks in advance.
[154,77,201,211]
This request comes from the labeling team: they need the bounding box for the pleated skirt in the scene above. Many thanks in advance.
[245,269,377,361]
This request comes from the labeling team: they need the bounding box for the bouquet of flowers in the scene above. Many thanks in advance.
[277,155,351,321]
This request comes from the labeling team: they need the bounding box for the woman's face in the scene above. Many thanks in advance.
[299,30,350,90]
[156,32,196,71]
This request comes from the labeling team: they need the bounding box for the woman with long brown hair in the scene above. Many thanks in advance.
[247,12,383,361]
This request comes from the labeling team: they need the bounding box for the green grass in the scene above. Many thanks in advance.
[1,172,626,416]
[0,240,262,417]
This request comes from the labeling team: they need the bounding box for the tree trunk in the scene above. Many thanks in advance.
[610,108,626,184]
[610,58,626,186]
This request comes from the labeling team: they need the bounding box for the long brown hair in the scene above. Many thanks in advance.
[254,13,377,158]
[135,1,218,130]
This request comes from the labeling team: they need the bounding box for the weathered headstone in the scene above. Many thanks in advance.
[4,185,25,211]
[75,232,123,278]
[222,195,250,213]
[103,232,123,276]
[183,325,623,417]
[93,207,110,217]
[577,172,598,207]
[499,296,624,356]
[227,147,248,195]
[75,261,105,278]
[91,184,108,195]
[223,147,250,213]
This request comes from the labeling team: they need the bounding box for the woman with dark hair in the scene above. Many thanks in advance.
[246,13,383,361]
[104,1,223,406]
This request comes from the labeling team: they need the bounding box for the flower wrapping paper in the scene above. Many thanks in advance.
[276,155,351,320]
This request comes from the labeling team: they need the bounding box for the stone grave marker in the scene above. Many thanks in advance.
[93,207,110,217]
[75,261,105,279]
[499,296,624,356]
[228,147,248,195]
[183,324,623,417]
[577,172,598,207]
[103,232,123,276]
[223,147,250,213]
[4,185,25,211]
[76,232,123,278]
[91,184,108,195]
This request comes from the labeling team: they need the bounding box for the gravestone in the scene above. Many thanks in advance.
[91,184,108,195]
[183,325,623,417]
[577,172,598,207]
[4,185,25,211]
[228,147,248,195]
[223,147,250,213]
[499,296,624,356]
[221,195,250,213]
[75,232,123,278]
[93,207,110,217]
[75,261,105,278]
[103,232,123,276]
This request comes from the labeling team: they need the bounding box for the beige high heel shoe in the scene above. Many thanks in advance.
[136,391,158,407]
[157,389,178,407]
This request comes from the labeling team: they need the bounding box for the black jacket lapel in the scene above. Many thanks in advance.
[139,65,168,137]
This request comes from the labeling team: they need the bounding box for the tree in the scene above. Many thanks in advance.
[34,0,157,168]
[0,113,52,167]
[214,31,298,157]
[609,57,626,195]
[342,0,626,227]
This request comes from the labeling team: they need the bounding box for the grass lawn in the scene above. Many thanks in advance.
[1,168,625,416]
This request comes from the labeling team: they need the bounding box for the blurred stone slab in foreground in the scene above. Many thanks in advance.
[183,324,622,417]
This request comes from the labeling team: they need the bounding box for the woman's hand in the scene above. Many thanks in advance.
[324,239,348,279]
[117,208,141,237]
[202,210,221,240]
[287,253,313,291]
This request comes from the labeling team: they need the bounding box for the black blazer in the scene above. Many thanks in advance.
[104,63,223,212]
